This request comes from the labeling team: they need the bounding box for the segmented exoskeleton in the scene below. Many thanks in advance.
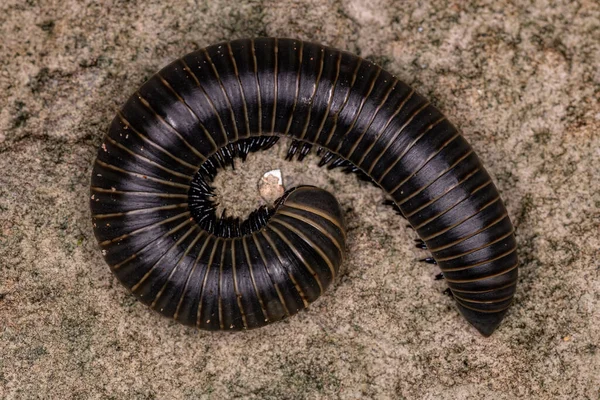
[91,38,517,336]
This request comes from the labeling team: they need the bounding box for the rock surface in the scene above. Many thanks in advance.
[1,0,599,398]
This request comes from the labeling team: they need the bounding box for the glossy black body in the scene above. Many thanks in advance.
[91,38,517,335]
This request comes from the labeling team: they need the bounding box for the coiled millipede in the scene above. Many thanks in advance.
[90,38,518,336]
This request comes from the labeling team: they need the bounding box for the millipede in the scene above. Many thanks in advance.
[90,38,518,336]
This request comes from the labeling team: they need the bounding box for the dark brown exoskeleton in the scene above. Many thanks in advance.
[91,38,517,336]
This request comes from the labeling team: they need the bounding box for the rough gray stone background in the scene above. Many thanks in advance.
[1,0,599,398]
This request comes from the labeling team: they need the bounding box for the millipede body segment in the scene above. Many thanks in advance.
[91,38,518,336]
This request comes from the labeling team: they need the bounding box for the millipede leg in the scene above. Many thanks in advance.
[383,199,404,217]
[285,139,301,160]
[414,238,427,249]
[298,143,312,161]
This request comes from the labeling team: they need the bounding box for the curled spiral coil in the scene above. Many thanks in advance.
[91,38,518,336]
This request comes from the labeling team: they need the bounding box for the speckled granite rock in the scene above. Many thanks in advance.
[1,1,599,399]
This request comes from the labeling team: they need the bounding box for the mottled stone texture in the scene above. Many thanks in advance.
[1,0,599,398]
